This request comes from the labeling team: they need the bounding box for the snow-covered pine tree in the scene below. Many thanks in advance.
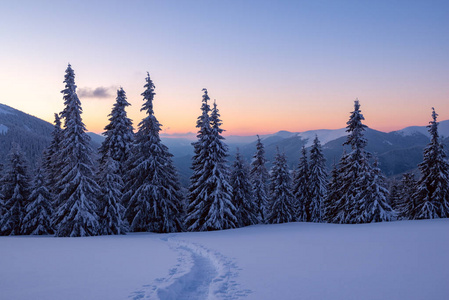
[357,156,393,223]
[185,94,237,231]
[0,143,31,236]
[96,88,133,235]
[397,172,417,220]
[231,149,258,227]
[267,149,294,224]
[199,99,236,230]
[52,64,101,237]
[308,136,328,222]
[124,73,184,233]
[333,100,372,224]
[292,146,309,221]
[413,108,449,219]
[249,135,269,223]
[22,167,54,235]
[388,179,402,220]
[43,113,63,195]
[185,89,212,226]
[98,87,134,176]
[97,155,127,235]
[323,160,339,222]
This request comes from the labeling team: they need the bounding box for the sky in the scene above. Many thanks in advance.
[0,0,448,136]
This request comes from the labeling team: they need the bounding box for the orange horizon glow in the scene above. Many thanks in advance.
[2,2,447,140]
[38,102,445,138]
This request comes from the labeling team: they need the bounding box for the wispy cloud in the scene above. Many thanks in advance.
[78,86,115,99]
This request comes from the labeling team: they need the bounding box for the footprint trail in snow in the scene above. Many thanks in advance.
[130,236,251,300]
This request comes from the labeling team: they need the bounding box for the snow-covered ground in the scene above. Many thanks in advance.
[0,124,8,134]
[1,219,448,300]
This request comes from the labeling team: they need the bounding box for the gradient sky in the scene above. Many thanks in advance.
[0,0,448,135]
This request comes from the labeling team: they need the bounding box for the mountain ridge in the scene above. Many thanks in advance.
[1,102,445,183]
[0,103,102,169]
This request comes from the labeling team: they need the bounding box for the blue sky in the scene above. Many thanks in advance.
[0,0,448,134]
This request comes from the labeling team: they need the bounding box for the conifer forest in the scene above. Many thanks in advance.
[1,65,448,237]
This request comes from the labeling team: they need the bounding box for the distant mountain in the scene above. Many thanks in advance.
[0,103,102,170]
[397,120,449,138]
[2,102,448,185]
[0,104,54,169]
[228,127,433,177]
[87,132,106,146]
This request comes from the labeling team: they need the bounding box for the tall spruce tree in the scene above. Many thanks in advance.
[97,88,133,235]
[249,135,269,223]
[98,87,134,175]
[267,149,294,224]
[185,94,237,231]
[231,150,258,227]
[357,156,393,223]
[43,113,63,195]
[22,167,54,235]
[413,108,449,219]
[292,146,309,221]
[332,100,372,224]
[124,73,184,233]
[185,89,212,225]
[0,143,31,236]
[308,136,328,222]
[52,64,101,237]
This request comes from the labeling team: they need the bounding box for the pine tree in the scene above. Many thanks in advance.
[292,146,309,221]
[388,179,402,220]
[249,135,269,223]
[97,155,127,235]
[267,149,294,224]
[98,87,134,176]
[0,143,31,235]
[185,93,237,231]
[124,73,184,233]
[52,64,100,237]
[96,88,133,235]
[397,172,417,220]
[22,168,54,235]
[323,160,340,222]
[413,108,449,219]
[231,150,258,227]
[308,136,328,222]
[185,89,212,223]
[43,113,63,195]
[357,157,394,223]
[333,100,372,224]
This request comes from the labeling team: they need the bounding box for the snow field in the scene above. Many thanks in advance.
[177,220,449,300]
[1,219,448,300]
[0,234,178,300]
[141,236,251,299]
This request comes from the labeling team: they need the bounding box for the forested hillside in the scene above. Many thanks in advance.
[0,104,53,169]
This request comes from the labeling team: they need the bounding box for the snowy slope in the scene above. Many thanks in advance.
[397,120,449,138]
[0,103,16,115]
[225,129,347,147]
[1,219,448,300]
[0,234,178,300]
[0,124,8,134]
[297,128,347,147]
